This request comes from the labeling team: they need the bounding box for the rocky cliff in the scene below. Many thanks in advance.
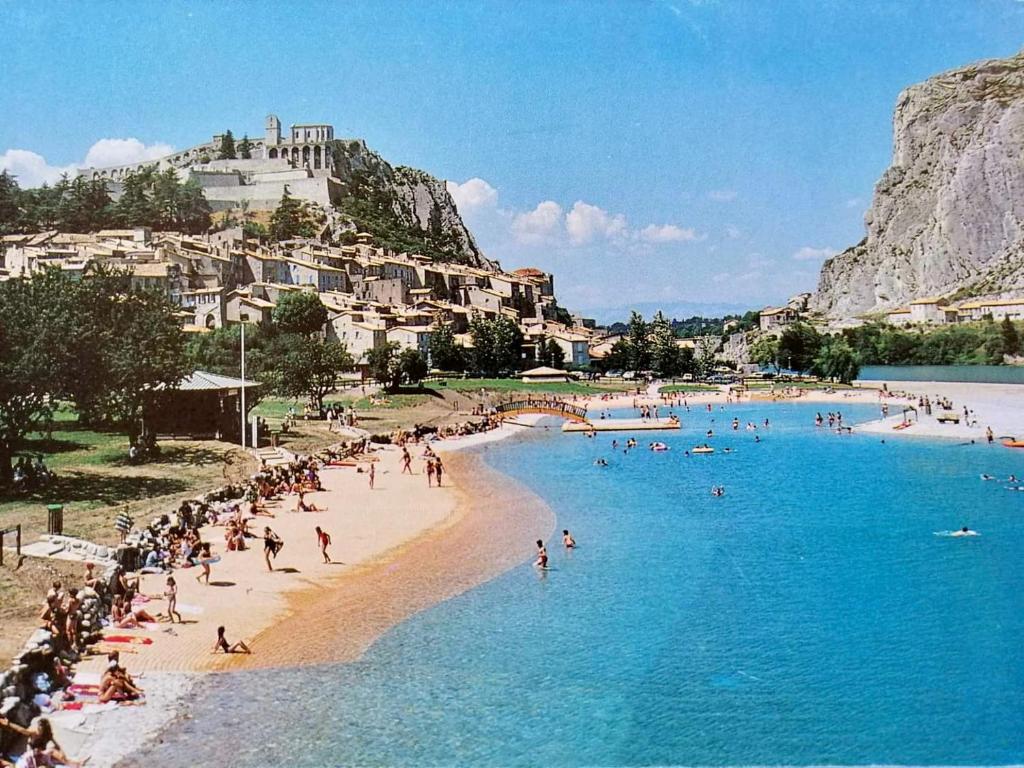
[815,50,1024,318]
[328,139,494,268]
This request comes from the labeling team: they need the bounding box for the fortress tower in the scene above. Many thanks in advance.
[265,114,281,147]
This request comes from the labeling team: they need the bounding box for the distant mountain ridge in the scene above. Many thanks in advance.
[815,50,1024,318]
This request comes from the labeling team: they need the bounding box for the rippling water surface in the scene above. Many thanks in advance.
[128,402,1024,766]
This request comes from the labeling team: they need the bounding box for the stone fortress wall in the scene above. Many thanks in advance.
[76,115,341,212]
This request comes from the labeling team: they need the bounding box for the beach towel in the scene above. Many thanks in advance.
[102,635,154,645]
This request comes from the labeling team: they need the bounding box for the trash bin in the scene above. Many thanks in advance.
[46,504,63,535]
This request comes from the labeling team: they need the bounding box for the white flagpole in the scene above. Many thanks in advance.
[240,322,247,450]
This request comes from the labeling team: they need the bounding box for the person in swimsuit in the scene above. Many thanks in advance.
[562,529,575,548]
[369,462,375,489]
[195,543,212,585]
[163,576,181,623]
[263,527,283,571]
[401,447,412,474]
[535,539,548,568]
[315,526,332,564]
[213,625,251,654]
[434,458,444,487]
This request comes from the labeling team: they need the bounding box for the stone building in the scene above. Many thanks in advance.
[263,114,335,170]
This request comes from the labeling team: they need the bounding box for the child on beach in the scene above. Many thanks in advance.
[535,539,548,569]
[164,576,182,623]
[315,526,332,564]
[195,543,212,585]
[213,626,252,654]
[562,529,575,548]
[426,459,436,487]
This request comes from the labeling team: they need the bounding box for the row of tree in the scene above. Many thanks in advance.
[0,267,189,486]
[597,311,715,378]
[0,167,212,236]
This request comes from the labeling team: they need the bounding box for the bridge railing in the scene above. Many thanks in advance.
[494,400,589,422]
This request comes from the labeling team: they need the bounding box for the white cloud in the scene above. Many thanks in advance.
[638,223,699,243]
[512,201,563,244]
[0,138,174,188]
[446,177,498,211]
[565,201,627,245]
[792,245,838,261]
[845,197,864,209]
[82,138,173,169]
[725,225,741,239]
[708,189,737,202]
[0,149,77,187]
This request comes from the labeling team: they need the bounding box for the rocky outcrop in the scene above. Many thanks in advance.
[815,50,1024,318]
[328,139,494,268]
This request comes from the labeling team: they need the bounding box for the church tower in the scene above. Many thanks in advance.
[265,114,281,147]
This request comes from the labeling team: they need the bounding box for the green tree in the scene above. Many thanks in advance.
[237,135,253,160]
[778,322,823,373]
[272,291,328,336]
[428,325,466,371]
[749,335,780,373]
[0,171,21,234]
[218,130,237,160]
[270,188,316,241]
[626,311,651,372]
[1002,317,1021,357]
[649,311,680,378]
[600,339,632,373]
[544,338,566,369]
[694,335,719,379]
[399,347,429,386]
[275,336,352,412]
[366,342,402,391]
[469,316,523,376]
[812,336,861,384]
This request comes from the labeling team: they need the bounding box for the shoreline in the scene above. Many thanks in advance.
[57,382,1024,766]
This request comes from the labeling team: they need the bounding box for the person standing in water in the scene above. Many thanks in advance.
[315,526,332,564]
[535,539,548,568]
[562,529,576,548]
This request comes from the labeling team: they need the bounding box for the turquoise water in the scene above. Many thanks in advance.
[859,364,1024,384]
[127,403,1024,766]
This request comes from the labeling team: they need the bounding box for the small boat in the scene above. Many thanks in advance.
[1002,440,1024,448]
[692,446,715,454]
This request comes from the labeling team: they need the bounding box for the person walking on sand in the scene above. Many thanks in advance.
[213,625,251,654]
[195,543,212,585]
[426,458,436,487]
[164,576,182,623]
[369,461,376,489]
[434,457,444,487]
[316,526,332,564]
[987,426,994,444]
[263,527,283,571]
[401,447,413,474]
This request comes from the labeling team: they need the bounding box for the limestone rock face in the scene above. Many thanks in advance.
[815,51,1024,318]
[328,139,494,269]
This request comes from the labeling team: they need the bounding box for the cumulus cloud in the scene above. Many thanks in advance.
[638,223,699,243]
[565,201,627,245]
[708,189,737,202]
[0,149,77,187]
[512,201,563,243]
[0,138,174,188]
[82,138,173,169]
[792,245,838,261]
[446,177,498,211]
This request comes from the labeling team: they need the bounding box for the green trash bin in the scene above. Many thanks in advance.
[47,504,63,535]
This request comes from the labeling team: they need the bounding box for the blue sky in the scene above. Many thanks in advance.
[2,1,1023,321]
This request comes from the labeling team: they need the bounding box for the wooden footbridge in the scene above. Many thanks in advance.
[494,399,590,423]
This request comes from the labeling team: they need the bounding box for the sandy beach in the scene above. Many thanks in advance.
[42,380,1024,766]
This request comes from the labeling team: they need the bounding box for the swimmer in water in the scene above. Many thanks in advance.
[535,539,548,568]
[951,526,979,537]
[981,473,996,481]
[594,458,608,467]
[754,435,761,443]
[562,529,576,548]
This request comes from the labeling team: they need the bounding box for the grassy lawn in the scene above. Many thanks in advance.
[658,383,719,393]
[743,380,854,390]
[434,377,629,396]
[0,410,255,546]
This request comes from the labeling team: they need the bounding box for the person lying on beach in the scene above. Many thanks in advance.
[295,491,324,513]
[316,526,332,563]
[562,530,575,548]
[213,625,252,654]
[99,659,143,703]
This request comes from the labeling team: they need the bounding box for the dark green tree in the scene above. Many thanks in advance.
[1002,317,1021,357]
[649,311,681,378]
[626,311,651,372]
[270,188,316,241]
[749,335,780,373]
[469,316,523,376]
[218,130,237,160]
[272,291,328,336]
[275,336,353,412]
[237,135,253,159]
[544,338,566,369]
[428,324,466,371]
[812,336,861,384]
[366,342,402,392]
[778,322,823,373]
[399,347,429,386]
